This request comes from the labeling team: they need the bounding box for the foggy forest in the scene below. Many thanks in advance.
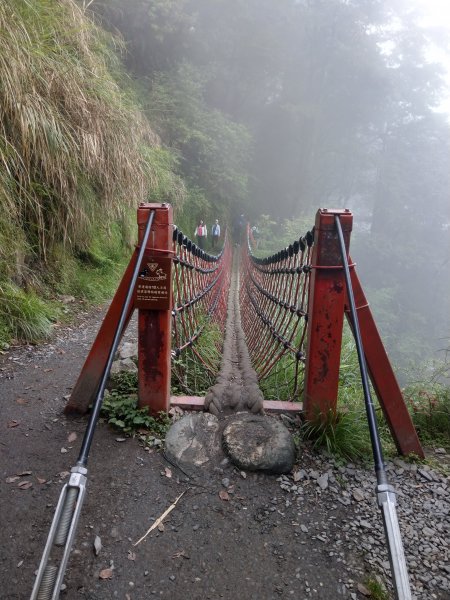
[95,0,450,377]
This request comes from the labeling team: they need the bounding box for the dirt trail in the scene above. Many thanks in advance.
[1,290,448,599]
[0,300,369,600]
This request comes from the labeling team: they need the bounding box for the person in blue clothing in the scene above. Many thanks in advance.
[211,219,221,249]
[251,224,260,249]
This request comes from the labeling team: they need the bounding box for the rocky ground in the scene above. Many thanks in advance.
[0,297,449,599]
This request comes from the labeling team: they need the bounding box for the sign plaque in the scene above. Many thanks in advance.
[134,255,172,310]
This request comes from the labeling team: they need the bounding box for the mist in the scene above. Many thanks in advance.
[94,0,450,378]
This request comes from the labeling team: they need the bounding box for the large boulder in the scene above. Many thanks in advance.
[222,413,295,474]
[165,412,222,469]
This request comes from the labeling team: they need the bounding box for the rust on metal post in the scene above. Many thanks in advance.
[346,267,424,457]
[303,209,352,421]
[137,203,173,414]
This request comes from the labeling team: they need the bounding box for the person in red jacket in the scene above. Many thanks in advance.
[195,219,207,249]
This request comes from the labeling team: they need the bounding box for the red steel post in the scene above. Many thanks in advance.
[303,209,353,420]
[136,203,173,414]
[346,267,424,457]
[64,252,138,414]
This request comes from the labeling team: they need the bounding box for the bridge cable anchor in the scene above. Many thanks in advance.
[335,214,411,600]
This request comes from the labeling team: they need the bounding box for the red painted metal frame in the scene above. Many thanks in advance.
[65,252,138,415]
[65,202,423,457]
[302,208,423,457]
[346,266,423,457]
[137,203,173,415]
[65,203,173,416]
[303,209,352,420]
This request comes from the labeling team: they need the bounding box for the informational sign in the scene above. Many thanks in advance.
[134,255,172,310]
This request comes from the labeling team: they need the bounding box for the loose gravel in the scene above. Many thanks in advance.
[276,446,450,600]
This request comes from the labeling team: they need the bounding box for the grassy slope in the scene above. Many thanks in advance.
[0,0,184,345]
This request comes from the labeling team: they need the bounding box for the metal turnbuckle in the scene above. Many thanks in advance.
[30,466,87,600]
[335,213,412,600]
[31,210,157,598]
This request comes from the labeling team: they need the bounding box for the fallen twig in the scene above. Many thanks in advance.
[133,490,187,546]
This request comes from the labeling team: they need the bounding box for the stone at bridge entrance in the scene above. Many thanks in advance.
[165,413,221,470]
[223,413,295,474]
[165,412,296,475]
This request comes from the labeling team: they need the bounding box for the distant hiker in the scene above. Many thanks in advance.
[251,225,260,249]
[195,219,207,250]
[233,213,245,244]
[211,219,221,249]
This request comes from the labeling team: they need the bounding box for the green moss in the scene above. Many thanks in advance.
[48,222,130,303]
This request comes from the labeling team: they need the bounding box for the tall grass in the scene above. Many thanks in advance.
[0,0,158,259]
[258,351,304,402]
[0,281,58,343]
[171,319,223,395]
[299,327,398,460]
[404,383,450,448]
[299,326,450,459]
[301,407,372,461]
[0,0,186,344]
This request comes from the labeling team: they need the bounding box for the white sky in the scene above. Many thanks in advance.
[413,0,450,113]
[415,0,450,29]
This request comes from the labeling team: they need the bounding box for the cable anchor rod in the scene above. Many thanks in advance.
[335,214,411,600]
[30,209,155,600]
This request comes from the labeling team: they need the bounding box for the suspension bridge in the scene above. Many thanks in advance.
[65,203,421,459]
[31,203,423,600]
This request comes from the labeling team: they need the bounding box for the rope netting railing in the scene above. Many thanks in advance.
[170,227,232,394]
[239,225,315,402]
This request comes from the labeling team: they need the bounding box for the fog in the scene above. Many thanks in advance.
[94,0,450,378]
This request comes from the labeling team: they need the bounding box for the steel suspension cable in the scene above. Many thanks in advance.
[78,212,155,465]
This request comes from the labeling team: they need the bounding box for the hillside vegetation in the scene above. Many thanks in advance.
[0,0,184,344]
[93,0,449,372]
